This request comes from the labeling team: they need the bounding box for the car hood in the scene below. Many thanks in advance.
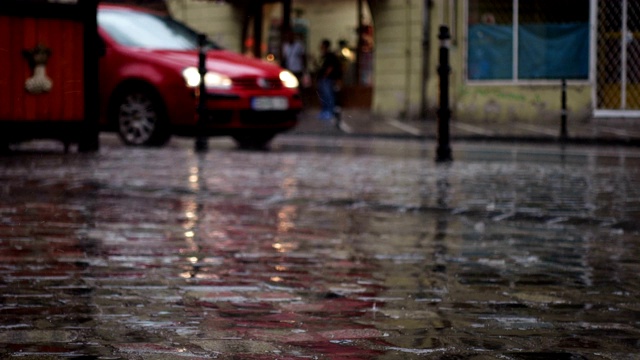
[137,49,284,78]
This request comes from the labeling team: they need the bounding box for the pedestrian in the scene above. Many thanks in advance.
[333,39,352,125]
[282,31,307,85]
[315,39,342,122]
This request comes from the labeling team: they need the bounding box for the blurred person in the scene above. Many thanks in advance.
[316,39,342,122]
[333,39,353,124]
[282,30,307,84]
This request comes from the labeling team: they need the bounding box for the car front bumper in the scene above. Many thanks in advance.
[170,90,302,137]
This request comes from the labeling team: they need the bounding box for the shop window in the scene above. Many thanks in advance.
[468,0,590,81]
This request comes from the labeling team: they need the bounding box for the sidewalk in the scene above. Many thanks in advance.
[291,108,640,146]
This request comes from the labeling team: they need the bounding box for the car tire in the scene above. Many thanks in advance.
[111,85,171,147]
[232,134,276,150]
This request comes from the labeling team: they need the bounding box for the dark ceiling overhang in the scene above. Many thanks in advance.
[101,0,168,12]
[222,0,284,6]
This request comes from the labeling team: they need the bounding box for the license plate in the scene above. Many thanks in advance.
[251,96,288,111]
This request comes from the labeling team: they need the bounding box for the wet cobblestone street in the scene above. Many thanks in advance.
[1,135,639,359]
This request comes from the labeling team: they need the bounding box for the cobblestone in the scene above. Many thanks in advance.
[0,136,639,358]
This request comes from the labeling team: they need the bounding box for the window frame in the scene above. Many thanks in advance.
[464,0,595,85]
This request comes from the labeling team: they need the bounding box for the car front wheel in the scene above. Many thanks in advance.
[112,85,170,146]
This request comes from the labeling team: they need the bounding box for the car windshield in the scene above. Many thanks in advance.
[98,8,220,50]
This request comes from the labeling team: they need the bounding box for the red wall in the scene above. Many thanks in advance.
[0,16,85,122]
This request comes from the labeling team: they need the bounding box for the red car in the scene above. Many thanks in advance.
[97,4,302,148]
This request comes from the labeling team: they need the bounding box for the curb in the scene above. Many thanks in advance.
[289,130,640,147]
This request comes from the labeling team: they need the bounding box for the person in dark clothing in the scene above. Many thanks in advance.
[316,39,342,121]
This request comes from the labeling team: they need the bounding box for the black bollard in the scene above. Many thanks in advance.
[560,79,568,142]
[195,33,209,152]
[436,25,452,163]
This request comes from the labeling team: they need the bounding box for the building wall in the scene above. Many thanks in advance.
[164,0,602,123]
[425,1,594,124]
[290,0,362,66]
[166,0,244,52]
[165,0,424,118]
[369,0,425,119]
[455,84,593,125]
[370,1,597,123]
[166,0,362,63]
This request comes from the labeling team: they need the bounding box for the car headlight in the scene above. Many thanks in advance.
[279,70,299,89]
[182,67,232,90]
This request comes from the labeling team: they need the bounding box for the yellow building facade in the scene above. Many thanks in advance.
[424,0,594,125]
[165,0,639,123]
[395,0,639,123]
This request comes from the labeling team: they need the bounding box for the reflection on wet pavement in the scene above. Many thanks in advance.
[0,137,639,359]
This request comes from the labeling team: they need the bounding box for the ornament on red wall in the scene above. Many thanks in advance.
[23,44,53,94]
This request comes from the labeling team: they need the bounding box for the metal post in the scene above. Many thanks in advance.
[436,25,452,163]
[560,79,568,142]
[356,0,363,85]
[195,33,208,152]
[420,0,431,120]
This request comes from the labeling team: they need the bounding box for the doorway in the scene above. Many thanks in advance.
[595,0,640,117]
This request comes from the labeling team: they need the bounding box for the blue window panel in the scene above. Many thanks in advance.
[468,24,513,80]
[518,23,590,80]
